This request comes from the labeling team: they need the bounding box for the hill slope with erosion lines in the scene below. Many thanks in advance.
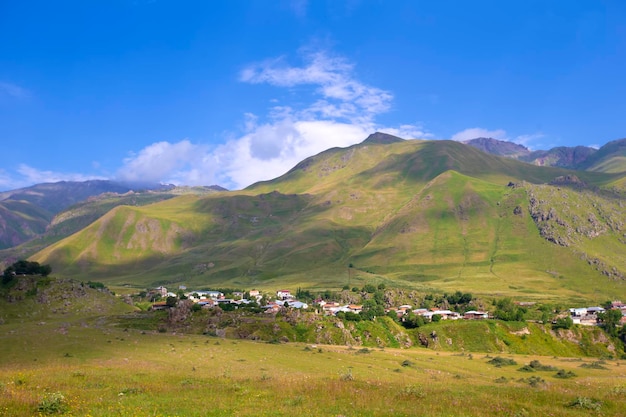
[29,137,626,302]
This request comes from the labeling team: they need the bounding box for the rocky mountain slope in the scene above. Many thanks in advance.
[463,137,626,173]
[0,181,226,252]
[21,134,626,302]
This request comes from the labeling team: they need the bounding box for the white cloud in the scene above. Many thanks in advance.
[0,165,106,191]
[116,140,213,185]
[0,81,29,99]
[450,128,507,142]
[114,49,430,190]
[212,119,375,189]
[240,50,393,123]
[16,164,105,184]
[451,127,544,149]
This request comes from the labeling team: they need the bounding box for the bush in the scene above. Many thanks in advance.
[554,369,576,379]
[526,360,557,371]
[37,392,68,414]
[567,397,602,411]
[487,356,517,367]
[580,361,608,370]
[340,368,354,381]
[552,316,573,330]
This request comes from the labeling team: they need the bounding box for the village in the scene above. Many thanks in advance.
[148,286,626,326]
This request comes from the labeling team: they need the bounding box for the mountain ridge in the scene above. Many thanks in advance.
[16,136,626,303]
[463,136,626,173]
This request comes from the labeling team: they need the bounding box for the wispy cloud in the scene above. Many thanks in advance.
[117,49,430,189]
[17,164,105,184]
[288,0,308,17]
[450,127,507,142]
[0,81,29,100]
[116,140,212,185]
[451,127,544,149]
[0,165,105,191]
[240,50,393,124]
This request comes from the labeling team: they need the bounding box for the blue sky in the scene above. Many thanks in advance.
[1,1,625,191]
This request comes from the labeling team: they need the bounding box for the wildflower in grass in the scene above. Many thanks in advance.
[37,391,68,414]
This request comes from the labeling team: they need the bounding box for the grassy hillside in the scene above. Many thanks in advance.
[27,139,626,302]
[1,321,625,416]
[0,200,52,249]
[0,276,624,416]
[579,138,626,173]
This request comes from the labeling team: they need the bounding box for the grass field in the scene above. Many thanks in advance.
[1,318,626,416]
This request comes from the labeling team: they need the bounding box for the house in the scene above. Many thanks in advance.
[287,301,309,309]
[587,306,605,314]
[262,302,283,313]
[276,290,293,300]
[249,289,260,298]
[347,305,363,314]
[155,286,168,297]
[150,301,169,310]
[204,291,224,299]
[322,302,341,315]
[463,310,489,320]
[419,309,460,321]
[197,299,217,308]
[569,306,604,326]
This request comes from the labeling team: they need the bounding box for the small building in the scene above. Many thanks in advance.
[287,301,309,309]
[150,301,169,311]
[276,290,293,300]
[463,310,489,320]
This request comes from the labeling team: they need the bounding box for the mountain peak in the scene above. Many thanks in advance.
[362,132,405,145]
[462,137,530,157]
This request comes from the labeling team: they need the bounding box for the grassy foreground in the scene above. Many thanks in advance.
[1,321,626,416]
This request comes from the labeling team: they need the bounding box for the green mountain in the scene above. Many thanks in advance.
[0,185,225,268]
[464,137,626,173]
[25,135,626,303]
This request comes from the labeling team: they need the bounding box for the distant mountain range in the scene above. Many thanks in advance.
[463,137,626,172]
[1,134,626,302]
[0,181,226,251]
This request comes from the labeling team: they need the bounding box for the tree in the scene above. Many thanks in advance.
[361,299,384,320]
[552,316,573,330]
[597,309,623,337]
[165,296,177,308]
[493,298,526,321]
[2,260,52,285]
[402,311,425,329]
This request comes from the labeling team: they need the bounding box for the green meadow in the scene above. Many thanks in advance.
[2,320,626,417]
[0,275,625,416]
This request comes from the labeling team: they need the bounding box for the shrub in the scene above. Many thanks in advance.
[518,376,545,387]
[580,361,608,370]
[527,360,557,371]
[37,392,68,414]
[399,384,425,398]
[552,316,573,330]
[487,356,517,367]
[567,397,602,411]
[554,369,576,379]
[340,368,354,381]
